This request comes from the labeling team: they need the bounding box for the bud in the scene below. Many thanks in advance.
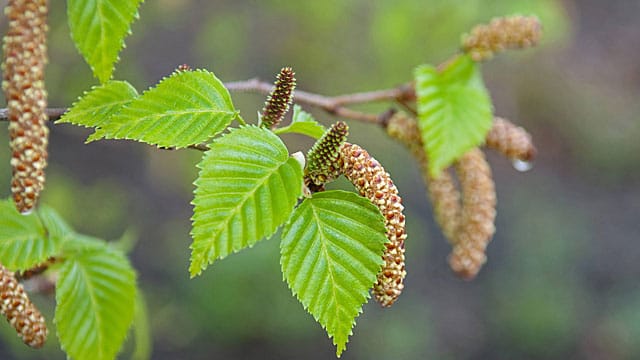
[305,121,349,189]
[2,0,50,213]
[260,67,296,129]
[462,15,542,62]
[0,264,48,348]
[339,143,406,307]
[485,117,536,161]
[448,148,496,279]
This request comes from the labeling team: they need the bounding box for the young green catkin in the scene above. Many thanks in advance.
[260,67,296,129]
[0,264,48,348]
[462,15,542,62]
[2,0,50,213]
[448,148,497,279]
[485,117,537,161]
[339,142,406,307]
[305,121,349,191]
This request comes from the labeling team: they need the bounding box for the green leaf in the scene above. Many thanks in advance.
[55,238,137,360]
[56,81,139,131]
[414,54,493,176]
[67,0,144,83]
[0,200,64,270]
[88,70,238,148]
[280,190,387,357]
[274,105,326,139]
[190,126,303,277]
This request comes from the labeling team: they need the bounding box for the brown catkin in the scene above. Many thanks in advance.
[339,143,406,307]
[448,148,496,279]
[485,117,537,161]
[260,67,296,129]
[2,0,50,214]
[462,15,542,62]
[386,112,461,243]
[0,264,48,348]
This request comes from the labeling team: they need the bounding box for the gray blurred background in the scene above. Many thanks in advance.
[1,0,640,359]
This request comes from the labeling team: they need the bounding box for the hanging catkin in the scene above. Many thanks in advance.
[485,117,536,161]
[339,143,407,307]
[462,15,542,62]
[448,148,496,279]
[0,264,48,348]
[2,0,50,213]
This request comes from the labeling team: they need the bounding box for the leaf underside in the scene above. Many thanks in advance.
[55,239,136,360]
[190,126,303,277]
[88,69,238,148]
[280,190,387,357]
[415,54,493,176]
[67,0,144,83]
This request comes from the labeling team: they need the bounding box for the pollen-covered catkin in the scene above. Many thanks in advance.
[260,67,296,129]
[339,143,406,307]
[385,112,460,243]
[462,15,542,62]
[0,264,48,348]
[448,148,496,279]
[485,117,537,161]
[305,121,349,190]
[2,0,50,213]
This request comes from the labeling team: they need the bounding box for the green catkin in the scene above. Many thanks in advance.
[305,121,349,190]
[260,67,296,129]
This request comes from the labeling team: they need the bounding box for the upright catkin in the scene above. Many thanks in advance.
[462,15,542,62]
[260,67,296,129]
[2,0,50,213]
[0,264,48,348]
[339,143,406,307]
[448,148,496,279]
[485,117,536,161]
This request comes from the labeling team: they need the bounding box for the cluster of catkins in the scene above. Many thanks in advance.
[1,0,51,349]
[260,68,407,307]
[386,111,536,279]
[2,0,50,214]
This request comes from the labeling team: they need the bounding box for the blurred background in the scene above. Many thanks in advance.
[1,0,640,359]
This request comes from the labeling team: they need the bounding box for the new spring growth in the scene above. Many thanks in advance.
[462,15,542,62]
[339,143,407,307]
[485,117,537,161]
[0,264,48,348]
[260,67,296,129]
[2,0,50,213]
[305,121,349,191]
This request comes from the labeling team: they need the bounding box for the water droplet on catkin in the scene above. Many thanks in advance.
[511,159,533,172]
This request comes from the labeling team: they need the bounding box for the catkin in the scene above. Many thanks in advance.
[0,264,48,348]
[339,143,406,307]
[462,15,542,62]
[305,121,349,190]
[485,117,536,161]
[2,0,50,213]
[448,148,496,279]
[386,112,461,243]
[260,67,296,129]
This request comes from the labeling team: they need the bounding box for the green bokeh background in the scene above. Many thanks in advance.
[1,0,640,359]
